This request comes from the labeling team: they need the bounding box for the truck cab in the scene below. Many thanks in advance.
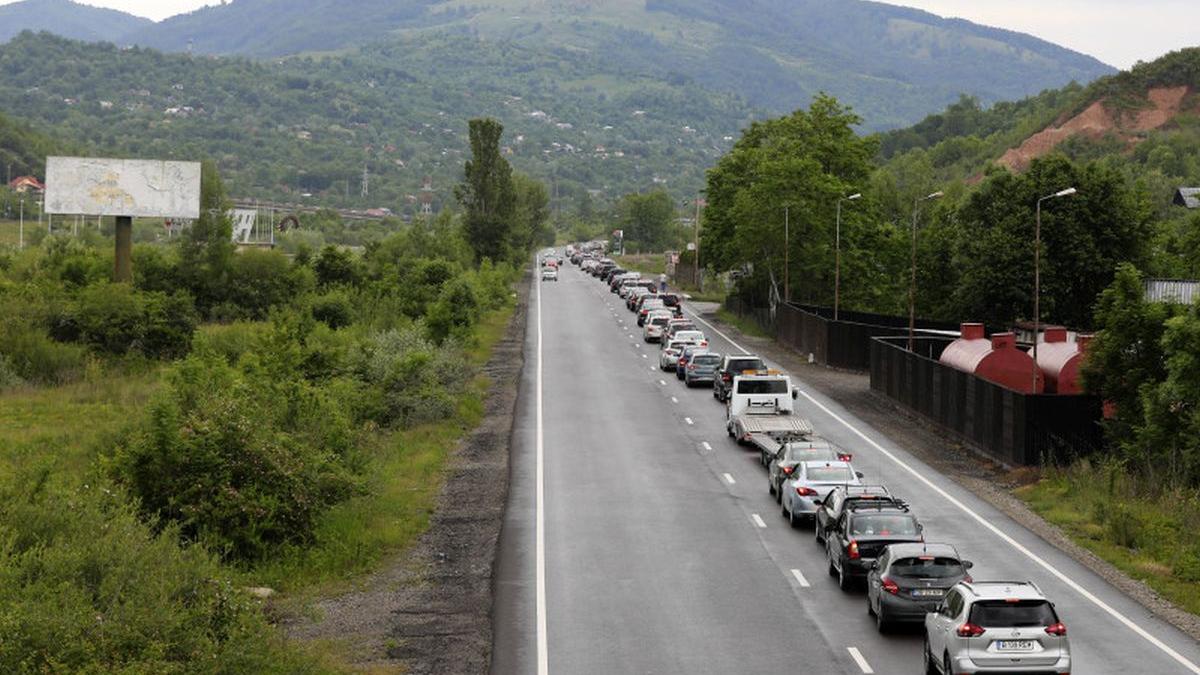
[727,372,799,420]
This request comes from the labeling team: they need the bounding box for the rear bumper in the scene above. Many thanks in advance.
[951,654,1070,674]
[877,592,941,621]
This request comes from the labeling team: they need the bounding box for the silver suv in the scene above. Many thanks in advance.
[924,581,1070,674]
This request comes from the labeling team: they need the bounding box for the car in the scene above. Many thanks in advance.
[540,267,558,282]
[780,460,862,528]
[923,581,1069,675]
[631,292,656,313]
[637,298,667,325]
[643,311,674,342]
[627,288,653,310]
[684,352,723,387]
[814,485,903,544]
[670,330,706,346]
[610,272,640,292]
[867,542,973,632]
[676,344,710,379]
[713,354,768,402]
[660,337,702,371]
[664,320,697,340]
[767,439,842,500]
[826,505,924,590]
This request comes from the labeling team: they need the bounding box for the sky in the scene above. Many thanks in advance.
[2,0,1197,69]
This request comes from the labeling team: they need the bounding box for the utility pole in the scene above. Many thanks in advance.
[908,191,944,351]
[694,197,702,291]
[834,193,862,321]
[1032,187,1078,391]
[18,194,24,249]
[361,161,369,199]
[784,206,790,303]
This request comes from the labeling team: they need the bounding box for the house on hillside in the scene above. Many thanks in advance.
[1175,188,1200,209]
[8,176,44,193]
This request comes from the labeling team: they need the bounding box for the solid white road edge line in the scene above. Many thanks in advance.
[722,472,735,484]
[751,513,767,529]
[690,302,1200,673]
[534,266,549,675]
[847,647,874,674]
[790,568,811,588]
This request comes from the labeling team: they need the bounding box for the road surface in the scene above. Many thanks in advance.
[492,263,1200,674]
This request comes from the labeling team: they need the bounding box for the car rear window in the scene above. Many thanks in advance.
[693,355,722,365]
[968,600,1057,628]
[807,465,853,482]
[849,515,919,536]
[890,557,964,579]
[736,380,788,394]
[727,358,766,373]
[651,317,670,326]
[642,299,664,308]
[785,447,837,462]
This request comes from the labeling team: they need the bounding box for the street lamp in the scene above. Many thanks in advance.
[834,193,862,321]
[1032,187,1077,391]
[18,193,24,250]
[908,191,944,351]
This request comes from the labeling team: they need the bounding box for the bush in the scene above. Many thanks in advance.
[311,289,354,329]
[353,327,473,428]
[426,276,480,344]
[0,355,24,390]
[112,350,360,561]
[0,323,87,384]
[313,245,361,287]
[227,249,313,320]
[73,284,197,358]
[193,321,269,364]
[0,473,321,674]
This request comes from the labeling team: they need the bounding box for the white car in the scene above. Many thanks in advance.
[643,310,674,342]
[660,337,702,370]
[541,267,558,282]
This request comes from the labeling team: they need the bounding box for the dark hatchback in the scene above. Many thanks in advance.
[865,542,972,632]
[684,352,723,387]
[826,508,924,591]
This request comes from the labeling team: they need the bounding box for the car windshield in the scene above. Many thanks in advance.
[806,465,853,482]
[693,355,722,365]
[651,317,670,326]
[969,600,1058,628]
[849,515,919,536]
[674,331,704,341]
[642,299,664,309]
[728,358,766,372]
[890,557,964,579]
[786,446,837,462]
[736,380,788,394]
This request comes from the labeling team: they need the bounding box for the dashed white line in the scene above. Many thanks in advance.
[641,354,648,359]
[799,389,1200,674]
[790,568,810,588]
[684,417,694,425]
[750,513,766,529]
[847,647,873,674]
[671,396,679,404]
[722,472,735,484]
[702,441,713,451]
[659,379,667,386]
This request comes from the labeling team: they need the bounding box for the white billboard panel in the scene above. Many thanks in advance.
[44,157,201,219]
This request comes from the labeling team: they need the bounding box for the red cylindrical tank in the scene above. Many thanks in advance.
[940,323,1045,394]
[1033,328,1090,395]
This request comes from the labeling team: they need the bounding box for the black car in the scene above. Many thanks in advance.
[866,542,972,632]
[713,354,767,402]
[826,507,924,591]
[814,485,903,544]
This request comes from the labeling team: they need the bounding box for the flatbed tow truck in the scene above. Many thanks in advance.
[725,371,815,463]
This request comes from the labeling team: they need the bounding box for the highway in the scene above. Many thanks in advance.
[491,261,1200,674]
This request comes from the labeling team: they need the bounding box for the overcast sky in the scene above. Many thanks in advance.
[3,0,1196,68]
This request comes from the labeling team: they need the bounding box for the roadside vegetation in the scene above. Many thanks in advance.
[0,118,540,670]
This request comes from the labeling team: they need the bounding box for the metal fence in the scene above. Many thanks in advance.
[869,336,1105,466]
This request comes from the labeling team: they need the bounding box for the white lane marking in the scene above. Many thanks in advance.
[685,308,749,355]
[722,472,735,484]
[800,390,1200,674]
[659,379,667,386]
[534,266,549,675]
[847,647,873,674]
[684,417,694,425]
[702,441,713,451]
[790,568,810,588]
[671,396,679,404]
[649,366,656,372]
[751,513,767,529]
[641,354,648,359]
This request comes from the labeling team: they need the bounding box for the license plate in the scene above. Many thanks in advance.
[995,640,1035,652]
[911,589,944,598]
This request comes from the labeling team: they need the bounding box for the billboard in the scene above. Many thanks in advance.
[44,157,201,219]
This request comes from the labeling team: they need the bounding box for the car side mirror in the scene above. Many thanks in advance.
[963,560,974,570]
[855,471,865,479]
[869,561,879,570]
[792,388,799,400]
[812,497,824,506]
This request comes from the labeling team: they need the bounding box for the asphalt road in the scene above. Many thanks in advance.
[492,262,1200,675]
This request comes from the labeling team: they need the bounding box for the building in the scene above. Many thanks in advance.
[8,176,44,193]
[1145,278,1200,304]
[1174,188,1200,209]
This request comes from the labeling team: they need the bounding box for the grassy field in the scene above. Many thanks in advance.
[616,253,728,303]
[1015,462,1200,616]
[715,307,771,339]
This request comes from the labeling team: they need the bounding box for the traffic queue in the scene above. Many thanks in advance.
[551,244,1074,675]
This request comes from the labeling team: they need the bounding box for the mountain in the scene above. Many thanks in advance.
[0,0,151,44]
[118,0,1114,131]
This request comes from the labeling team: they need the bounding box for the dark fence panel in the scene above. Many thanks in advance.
[870,337,1104,467]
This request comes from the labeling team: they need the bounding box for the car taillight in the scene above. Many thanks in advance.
[957,623,986,638]
[688,364,697,371]
[1045,623,1067,637]
[847,540,860,559]
[881,577,899,595]
[781,465,795,476]
[722,374,732,382]
[795,486,817,496]
[963,574,973,583]
[837,453,852,462]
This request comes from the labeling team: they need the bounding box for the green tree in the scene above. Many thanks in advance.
[617,190,675,251]
[456,118,516,264]
[178,160,234,314]
[511,173,553,253]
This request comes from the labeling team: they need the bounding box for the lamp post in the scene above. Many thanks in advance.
[18,194,24,250]
[1032,187,1077,391]
[834,193,862,321]
[784,206,790,303]
[908,191,944,351]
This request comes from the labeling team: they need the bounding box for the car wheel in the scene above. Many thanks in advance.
[827,555,838,578]
[768,480,775,496]
[837,560,852,591]
[775,485,782,504]
[943,652,952,675]
[781,499,789,519]
[875,603,890,633]
[814,520,824,545]
[867,590,876,616]
[923,638,939,675]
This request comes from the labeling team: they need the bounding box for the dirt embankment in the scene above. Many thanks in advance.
[998,86,1192,172]
[284,273,530,673]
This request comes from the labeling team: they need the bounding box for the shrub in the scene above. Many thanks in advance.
[0,473,320,674]
[426,276,480,344]
[0,355,24,390]
[227,249,313,320]
[0,323,87,384]
[314,245,361,287]
[353,327,473,428]
[73,284,197,358]
[193,321,269,364]
[311,289,354,329]
[112,351,360,561]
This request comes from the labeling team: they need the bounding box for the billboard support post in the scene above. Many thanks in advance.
[114,216,133,283]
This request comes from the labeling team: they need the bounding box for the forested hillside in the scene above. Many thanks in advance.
[0,0,150,43]
[0,31,754,213]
